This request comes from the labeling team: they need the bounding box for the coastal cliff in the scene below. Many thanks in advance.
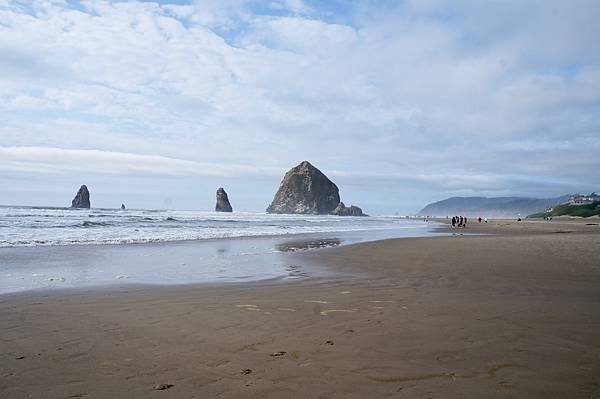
[419,195,569,218]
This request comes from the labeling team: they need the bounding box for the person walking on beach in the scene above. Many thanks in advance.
[451,216,456,228]
[464,217,467,227]
[459,216,463,227]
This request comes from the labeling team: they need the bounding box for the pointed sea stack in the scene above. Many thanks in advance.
[121,204,126,210]
[267,161,341,214]
[215,187,233,212]
[71,185,90,208]
[331,202,366,216]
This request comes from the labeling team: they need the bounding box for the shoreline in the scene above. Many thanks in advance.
[0,223,444,295]
[1,219,599,398]
[0,221,436,250]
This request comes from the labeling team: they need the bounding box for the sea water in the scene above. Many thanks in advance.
[0,206,442,294]
[0,206,431,247]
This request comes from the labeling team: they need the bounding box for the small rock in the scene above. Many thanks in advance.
[325,340,334,345]
[241,369,252,375]
[331,202,366,216]
[270,351,286,357]
[153,384,173,391]
[16,356,25,360]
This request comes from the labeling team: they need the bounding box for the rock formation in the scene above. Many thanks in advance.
[71,185,90,208]
[331,202,366,216]
[267,161,341,215]
[120,204,126,210]
[215,187,233,212]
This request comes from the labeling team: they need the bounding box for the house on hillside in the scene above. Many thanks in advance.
[568,192,599,206]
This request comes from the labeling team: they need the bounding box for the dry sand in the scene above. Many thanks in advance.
[1,219,599,398]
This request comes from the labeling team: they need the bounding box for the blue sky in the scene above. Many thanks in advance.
[1,0,599,213]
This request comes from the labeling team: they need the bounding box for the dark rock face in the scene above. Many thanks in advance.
[331,202,366,216]
[267,161,340,215]
[120,204,126,210]
[71,185,90,208]
[215,187,233,212]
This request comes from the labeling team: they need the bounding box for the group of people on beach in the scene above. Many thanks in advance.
[451,215,467,228]
[451,216,489,227]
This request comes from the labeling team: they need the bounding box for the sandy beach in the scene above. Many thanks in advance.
[1,219,599,398]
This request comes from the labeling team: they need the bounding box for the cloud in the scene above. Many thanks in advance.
[0,0,598,211]
[0,146,284,177]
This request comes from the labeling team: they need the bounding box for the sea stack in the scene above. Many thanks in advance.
[120,204,126,210]
[215,187,233,212]
[331,202,366,216]
[71,185,90,208]
[267,161,341,214]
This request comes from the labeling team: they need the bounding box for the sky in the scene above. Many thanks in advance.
[1,0,599,214]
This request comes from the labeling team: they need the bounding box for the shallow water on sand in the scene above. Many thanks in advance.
[0,224,444,294]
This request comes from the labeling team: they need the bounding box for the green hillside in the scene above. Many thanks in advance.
[528,201,600,218]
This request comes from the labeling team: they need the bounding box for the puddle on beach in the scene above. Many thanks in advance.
[275,238,342,252]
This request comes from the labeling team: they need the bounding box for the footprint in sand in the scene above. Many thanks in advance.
[487,364,521,378]
[319,309,356,316]
[207,359,230,368]
[235,304,261,311]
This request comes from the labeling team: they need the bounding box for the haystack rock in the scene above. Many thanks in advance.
[215,187,233,212]
[120,204,126,210]
[71,185,90,208]
[331,202,366,216]
[267,161,341,215]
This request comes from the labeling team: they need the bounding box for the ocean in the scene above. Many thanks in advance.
[0,206,431,247]
[0,206,442,294]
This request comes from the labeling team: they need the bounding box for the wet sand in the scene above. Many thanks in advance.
[1,219,599,398]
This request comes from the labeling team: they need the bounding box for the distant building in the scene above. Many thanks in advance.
[568,192,599,206]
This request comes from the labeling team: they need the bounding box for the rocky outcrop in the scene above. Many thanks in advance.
[331,202,366,216]
[71,185,90,208]
[215,187,233,212]
[120,204,126,210]
[267,161,341,215]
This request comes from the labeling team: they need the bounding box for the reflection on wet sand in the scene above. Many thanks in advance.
[275,238,341,252]
[285,264,309,279]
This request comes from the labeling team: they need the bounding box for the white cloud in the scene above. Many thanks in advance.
[0,0,599,211]
[0,146,284,177]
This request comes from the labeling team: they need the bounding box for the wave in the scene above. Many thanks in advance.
[0,207,432,248]
[81,221,110,227]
